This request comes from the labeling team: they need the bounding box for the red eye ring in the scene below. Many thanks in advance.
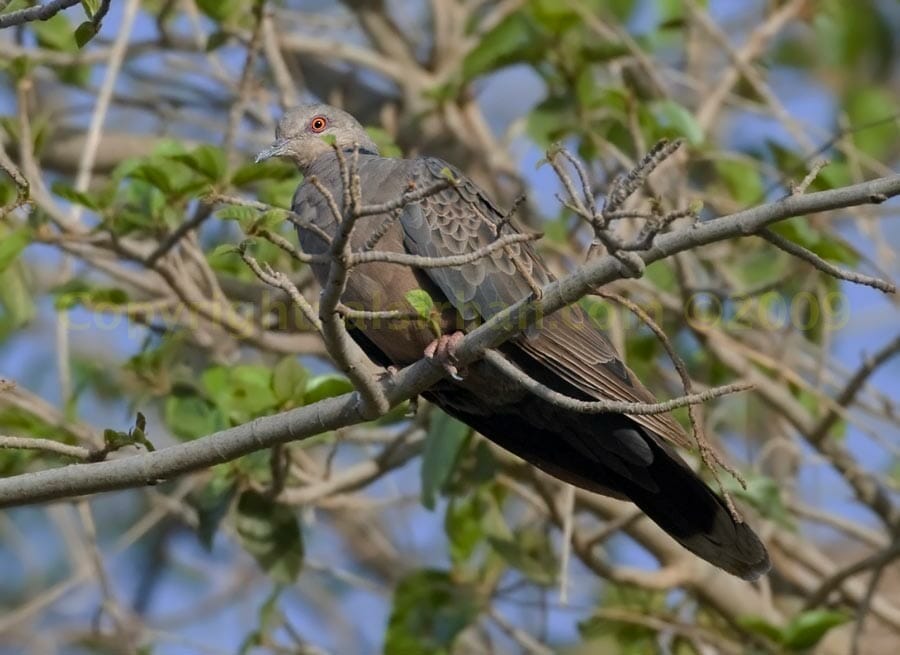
[309,116,327,133]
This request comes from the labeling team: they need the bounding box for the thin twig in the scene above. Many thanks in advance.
[851,547,896,655]
[483,349,753,415]
[558,483,575,605]
[604,139,683,213]
[596,290,748,516]
[238,245,321,333]
[354,178,453,217]
[791,159,830,195]
[803,539,900,610]
[352,233,538,267]
[759,228,895,294]
[0,435,91,461]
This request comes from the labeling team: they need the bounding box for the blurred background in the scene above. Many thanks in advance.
[0,0,898,653]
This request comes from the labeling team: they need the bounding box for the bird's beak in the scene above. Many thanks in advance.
[255,139,288,163]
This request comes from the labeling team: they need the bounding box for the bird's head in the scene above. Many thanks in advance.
[255,103,379,172]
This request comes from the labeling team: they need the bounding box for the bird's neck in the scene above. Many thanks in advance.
[303,148,378,177]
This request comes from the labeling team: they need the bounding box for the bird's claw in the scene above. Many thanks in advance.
[378,365,400,391]
[424,331,466,381]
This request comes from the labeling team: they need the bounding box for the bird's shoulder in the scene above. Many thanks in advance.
[410,156,506,221]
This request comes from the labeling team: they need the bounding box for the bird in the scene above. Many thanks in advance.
[256,103,771,580]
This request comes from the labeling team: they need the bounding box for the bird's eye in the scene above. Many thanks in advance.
[309,116,327,133]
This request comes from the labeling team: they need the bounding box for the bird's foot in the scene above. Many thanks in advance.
[424,331,466,381]
[377,365,402,394]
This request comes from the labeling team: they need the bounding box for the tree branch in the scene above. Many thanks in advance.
[0,173,897,507]
[0,0,80,29]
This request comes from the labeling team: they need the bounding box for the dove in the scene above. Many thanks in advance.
[257,103,770,580]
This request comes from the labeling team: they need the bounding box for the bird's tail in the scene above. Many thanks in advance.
[616,437,771,581]
[434,400,770,580]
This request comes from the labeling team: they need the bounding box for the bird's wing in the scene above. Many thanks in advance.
[399,157,690,449]
[399,158,545,321]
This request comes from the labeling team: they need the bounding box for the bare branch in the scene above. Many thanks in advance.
[0,0,80,29]
[351,232,538,267]
[354,178,453,217]
[239,244,322,333]
[0,435,91,461]
[604,138,683,213]
[759,228,896,294]
[483,349,753,415]
[595,290,748,508]
[310,165,391,418]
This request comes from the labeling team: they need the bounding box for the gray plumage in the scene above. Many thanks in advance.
[258,103,771,580]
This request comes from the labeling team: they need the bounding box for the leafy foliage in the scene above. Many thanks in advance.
[739,610,851,651]
[385,569,480,655]
[235,490,304,583]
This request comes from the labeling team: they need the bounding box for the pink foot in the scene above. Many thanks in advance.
[424,331,466,381]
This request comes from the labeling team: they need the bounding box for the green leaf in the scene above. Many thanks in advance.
[32,13,76,52]
[737,615,785,644]
[257,178,299,209]
[81,0,101,17]
[0,228,30,273]
[272,357,307,407]
[74,21,98,49]
[815,0,894,73]
[235,490,303,583]
[724,473,793,529]
[405,289,434,320]
[217,205,257,223]
[526,96,578,146]
[249,209,288,232]
[207,243,239,261]
[438,167,458,184]
[101,412,155,454]
[164,394,225,440]
[57,62,91,87]
[304,374,353,404]
[714,158,764,205]
[844,86,900,160]
[462,13,540,81]
[172,145,227,181]
[444,494,485,566]
[384,569,479,655]
[196,0,242,23]
[0,264,36,332]
[488,530,557,585]
[129,161,177,194]
[420,410,470,510]
[6,55,34,81]
[51,182,102,210]
[53,281,129,310]
[782,610,850,650]
[206,30,229,52]
[231,159,297,186]
[202,365,277,424]
[771,217,860,265]
[652,100,704,145]
[192,472,237,550]
[365,126,402,159]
